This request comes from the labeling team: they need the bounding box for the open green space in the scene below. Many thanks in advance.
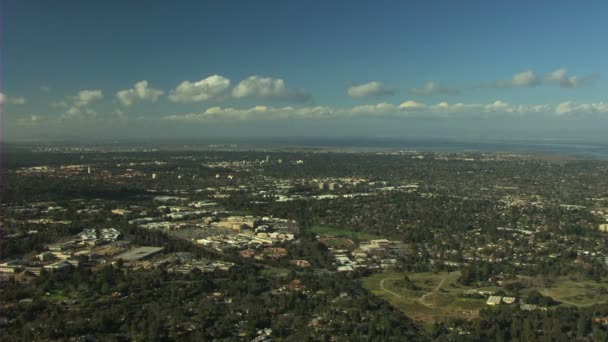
[309,224,380,241]
[362,271,486,323]
[364,271,608,324]
[46,290,81,302]
[260,266,291,278]
[538,278,608,307]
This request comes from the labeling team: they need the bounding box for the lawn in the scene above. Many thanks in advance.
[362,271,485,323]
[260,266,291,278]
[46,290,81,302]
[309,224,380,241]
[537,278,608,307]
[365,271,608,323]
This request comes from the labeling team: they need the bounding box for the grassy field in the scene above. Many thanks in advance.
[260,266,291,278]
[538,278,608,307]
[362,271,487,323]
[46,290,81,302]
[309,224,379,241]
[364,271,608,323]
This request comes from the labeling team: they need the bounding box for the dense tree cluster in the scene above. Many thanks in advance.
[2,264,426,341]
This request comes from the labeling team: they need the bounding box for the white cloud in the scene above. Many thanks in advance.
[512,71,540,86]
[555,101,608,116]
[347,81,395,98]
[0,92,26,105]
[162,99,608,122]
[351,102,397,115]
[493,70,541,88]
[547,68,568,82]
[232,76,311,102]
[72,90,104,107]
[546,68,597,88]
[57,89,104,120]
[169,75,231,103]
[411,81,459,96]
[487,68,597,89]
[399,100,427,110]
[116,80,164,106]
[164,105,333,122]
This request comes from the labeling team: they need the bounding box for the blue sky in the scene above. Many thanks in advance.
[3,0,608,141]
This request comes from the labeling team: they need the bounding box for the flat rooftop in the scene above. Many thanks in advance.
[115,246,164,261]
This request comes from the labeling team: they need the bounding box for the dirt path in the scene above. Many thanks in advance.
[434,275,448,292]
[379,277,404,298]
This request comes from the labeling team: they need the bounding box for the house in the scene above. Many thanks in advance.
[290,260,311,267]
[111,208,132,216]
[337,265,354,272]
[262,247,288,259]
[371,239,391,247]
[240,249,256,258]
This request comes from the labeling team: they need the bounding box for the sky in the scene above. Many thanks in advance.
[2,0,608,142]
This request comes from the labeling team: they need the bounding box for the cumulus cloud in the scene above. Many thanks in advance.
[347,81,395,98]
[232,76,311,102]
[555,101,608,116]
[56,89,104,120]
[116,80,164,106]
[547,68,568,83]
[163,105,334,122]
[351,102,397,115]
[399,100,427,110]
[492,70,541,88]
[485,68,598,89]
[169,75,231,103]
[410,81,460,96]
[161,99,608,122]
[0,92,26,105]
[72,90,104,107]
[546,68,598,88]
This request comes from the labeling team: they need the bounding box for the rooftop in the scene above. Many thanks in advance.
[115,246,164,261]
